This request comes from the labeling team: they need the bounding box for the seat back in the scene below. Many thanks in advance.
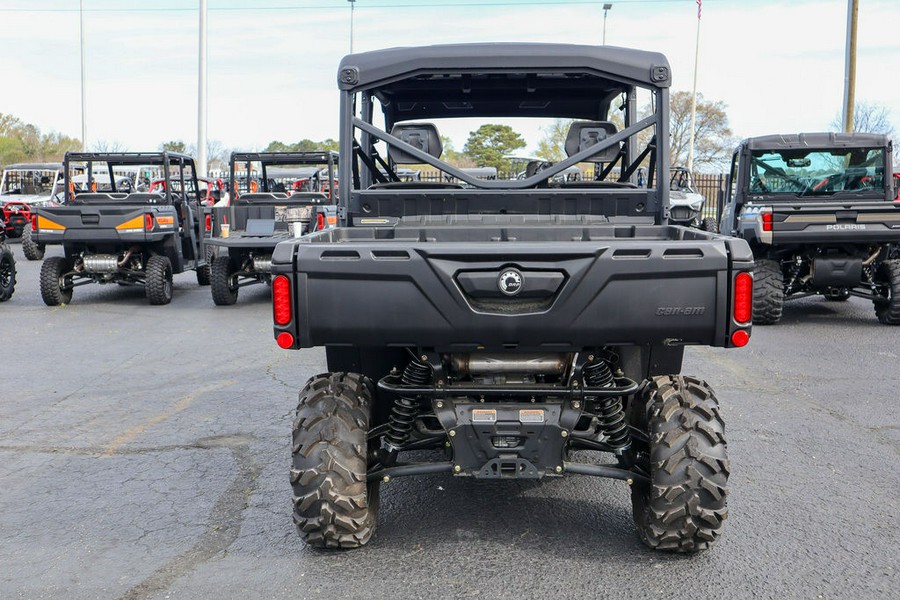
[388,122,443,164]
[564,121,619,162]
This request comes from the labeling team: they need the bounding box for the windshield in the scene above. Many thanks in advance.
[1,169,59,197]
[749,147,886,197]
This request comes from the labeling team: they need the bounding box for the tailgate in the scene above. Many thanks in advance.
[276,237,752,351]
[33,205,179,243]
[769,202,900,244]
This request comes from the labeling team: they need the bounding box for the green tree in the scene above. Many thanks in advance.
[160,140,188,153]
[439,135,474,166]
[0,112,81,164]
[536,119,574,162]
[263,138,339,153]
[463,124,526,170]
[669,91,734,171]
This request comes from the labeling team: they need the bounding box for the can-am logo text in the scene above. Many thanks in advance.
[656,306,706,316]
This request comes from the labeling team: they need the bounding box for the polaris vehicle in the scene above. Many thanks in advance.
[2,163,70,260]
[205,151,336,305]
[720,133,900,324]
[271,43,754,552]
[1,201,32,239]
[0,214,16,302]
[31,152,211,306]
[0,163,67,209]
[669,166,717,232]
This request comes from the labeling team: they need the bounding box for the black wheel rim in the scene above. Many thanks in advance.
[0,256,11,288]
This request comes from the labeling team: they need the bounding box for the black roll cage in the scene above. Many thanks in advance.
[228,151,338,199]
[337,64,671,226]
[63,151,201,205]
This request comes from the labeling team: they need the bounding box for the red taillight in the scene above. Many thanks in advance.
[761,212,773,232]
[733,272,753,323]
[144,214,154,231]
[316,213,325,231]
[731,330,750,347]
[276,332,294,349]
[31,214,38,229]
[205,214,212,232]
[273,275,292,326]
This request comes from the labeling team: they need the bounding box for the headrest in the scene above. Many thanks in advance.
[564,121,619,162]
[389,122,442,164]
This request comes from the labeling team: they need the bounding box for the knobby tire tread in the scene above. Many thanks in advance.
[291,372,378,549]
[753,259,783,324]
[630,375,729,553]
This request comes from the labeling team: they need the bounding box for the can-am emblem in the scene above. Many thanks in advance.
[498,269,523,296]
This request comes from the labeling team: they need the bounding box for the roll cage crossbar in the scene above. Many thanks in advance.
[351,115,657,190]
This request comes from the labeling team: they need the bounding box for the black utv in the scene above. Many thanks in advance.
[31,152,211,306]
[205,151,336,305]
[271,43,755,552]
[719,133,900,324]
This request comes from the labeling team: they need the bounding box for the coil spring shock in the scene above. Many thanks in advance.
[383,358,431,451]
[583,359,630,451]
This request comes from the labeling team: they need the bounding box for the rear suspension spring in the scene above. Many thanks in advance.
[383,358,431,451]
[583,359,630,451]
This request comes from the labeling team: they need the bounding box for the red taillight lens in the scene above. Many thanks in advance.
[273,275,292,326]
[31,214,38,229]
[734,272,753,323]
[316,213,325,231]
[276,332,294,349]
[144,213,154,231]
[731,330,750,347]
[761,212,772,232]
[205,214,212,232]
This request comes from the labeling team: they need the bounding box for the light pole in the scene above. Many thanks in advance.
[198,0,208,176]
[80,0,86,149]
[602,3,612,45]
[348,0,356,53]
[842,0,859,132]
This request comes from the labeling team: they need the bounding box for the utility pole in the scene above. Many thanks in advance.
[80,0,87,149]
[198,0,208,176]
[349,0,356,53]
[602,4,612,45]
[687,0,702,172]
[841,0,859,133]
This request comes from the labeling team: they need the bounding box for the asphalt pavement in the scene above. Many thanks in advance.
[1,238,897,599]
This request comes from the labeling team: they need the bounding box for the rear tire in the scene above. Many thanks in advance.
[628,375,729,553]
[700,217,718,233]
[196,243,215,286]
[22,224,45,261]
[291,372,379,549]
[211,255,238,305]
[40,256,73,306]
[145,255,173,305]
[0,244,16,302]
[874,259,900,325]
[753,259,784,324]
[196,263,211,286]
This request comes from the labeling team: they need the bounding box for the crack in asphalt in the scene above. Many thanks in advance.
[0,434,257,457]
[103,380,237,456]
[117,439,262,600]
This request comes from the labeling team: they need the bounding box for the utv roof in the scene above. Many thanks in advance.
[230,151,338,166]
[4,163,63,170]
[337,43,671,90]
[65,151,195,164]
[743,132,889,150]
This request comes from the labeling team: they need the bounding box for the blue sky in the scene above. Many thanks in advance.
[2,0,898,158]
